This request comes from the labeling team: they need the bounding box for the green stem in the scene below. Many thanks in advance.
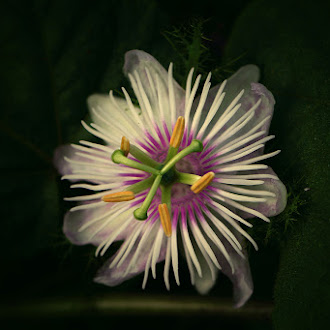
[160,140,203,175]
[130,145,161,168]
[176,172,201,185]
[112,150,160,175]
[134,174,162,220]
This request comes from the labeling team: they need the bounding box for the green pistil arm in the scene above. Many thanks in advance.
[124,175,155,194]
[134,174,162,220]
[177,172,201,185]
[130,145,161,168]
[160,140,203,175]
[112,150,159,175]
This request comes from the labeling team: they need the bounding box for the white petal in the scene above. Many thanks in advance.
[63,202,134,246]
[94,218,167,287]
[193,65,260,137]
[54,144,113,183]
[123,50,185,121]
[87,94,143,142]
[237,167,287,218]
[194,252,218,295]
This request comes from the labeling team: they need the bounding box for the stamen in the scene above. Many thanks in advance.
[129,145,161,168]
[170,116,185,148]
[191,172,215,194]
[177,172,201,185]
[102,191,135,202]
[158,203,172,237]
[165,116,185,162]
[112,150,159,175]
[120,136,130,156]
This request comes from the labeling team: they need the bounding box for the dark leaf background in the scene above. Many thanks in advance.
[0,0,329,329]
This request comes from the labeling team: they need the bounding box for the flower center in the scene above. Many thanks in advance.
[161,168,177,187]
[102,117,215,236]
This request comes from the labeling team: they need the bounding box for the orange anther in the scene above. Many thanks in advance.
[102,191,135,202]
[169,116,185,148]
[191,172,215,194]
[158,203,172,237]
[120,136,130,156]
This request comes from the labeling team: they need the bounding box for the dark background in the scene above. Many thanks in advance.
[1,0,329,329]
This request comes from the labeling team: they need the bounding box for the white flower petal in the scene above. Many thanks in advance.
[195,65,275,161]
[54,145,76,177]
[63,202,135,246]
[54,144,113,182]
[219,243,253,309]
[94,220,167,287]
[194,253,218,295]
[87,94,143,142]
[237,167,287,218]
[210,226,253,308]
[123,50,185,122]
[194,65,259,134]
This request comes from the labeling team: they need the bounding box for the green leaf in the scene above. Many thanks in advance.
[225,0,330,328]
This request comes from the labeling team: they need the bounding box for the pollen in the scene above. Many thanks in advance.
[102,191,135,202]
[158,203,172,237]
[120,136,130,156]
[191,172,215,194]
[170,116,185,148]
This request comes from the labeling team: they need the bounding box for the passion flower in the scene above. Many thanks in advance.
[54,50,286,308]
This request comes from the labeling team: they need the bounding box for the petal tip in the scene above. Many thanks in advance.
[62,211,87,246]
[233,269,254,309]
[123,49,153,76]
[53,145,76,176]
[86,93,109,113]
[251,82,276,106]
[194,279,214,295]
[235,64,260,84]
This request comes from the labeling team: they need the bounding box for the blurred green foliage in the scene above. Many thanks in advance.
[225,0,330,328]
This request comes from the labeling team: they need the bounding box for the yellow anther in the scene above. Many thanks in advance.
[120,136,130,156]
[158,203,172,237]
[191,172,215,194]
[170,116,185,148]
[102,191,135,202]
